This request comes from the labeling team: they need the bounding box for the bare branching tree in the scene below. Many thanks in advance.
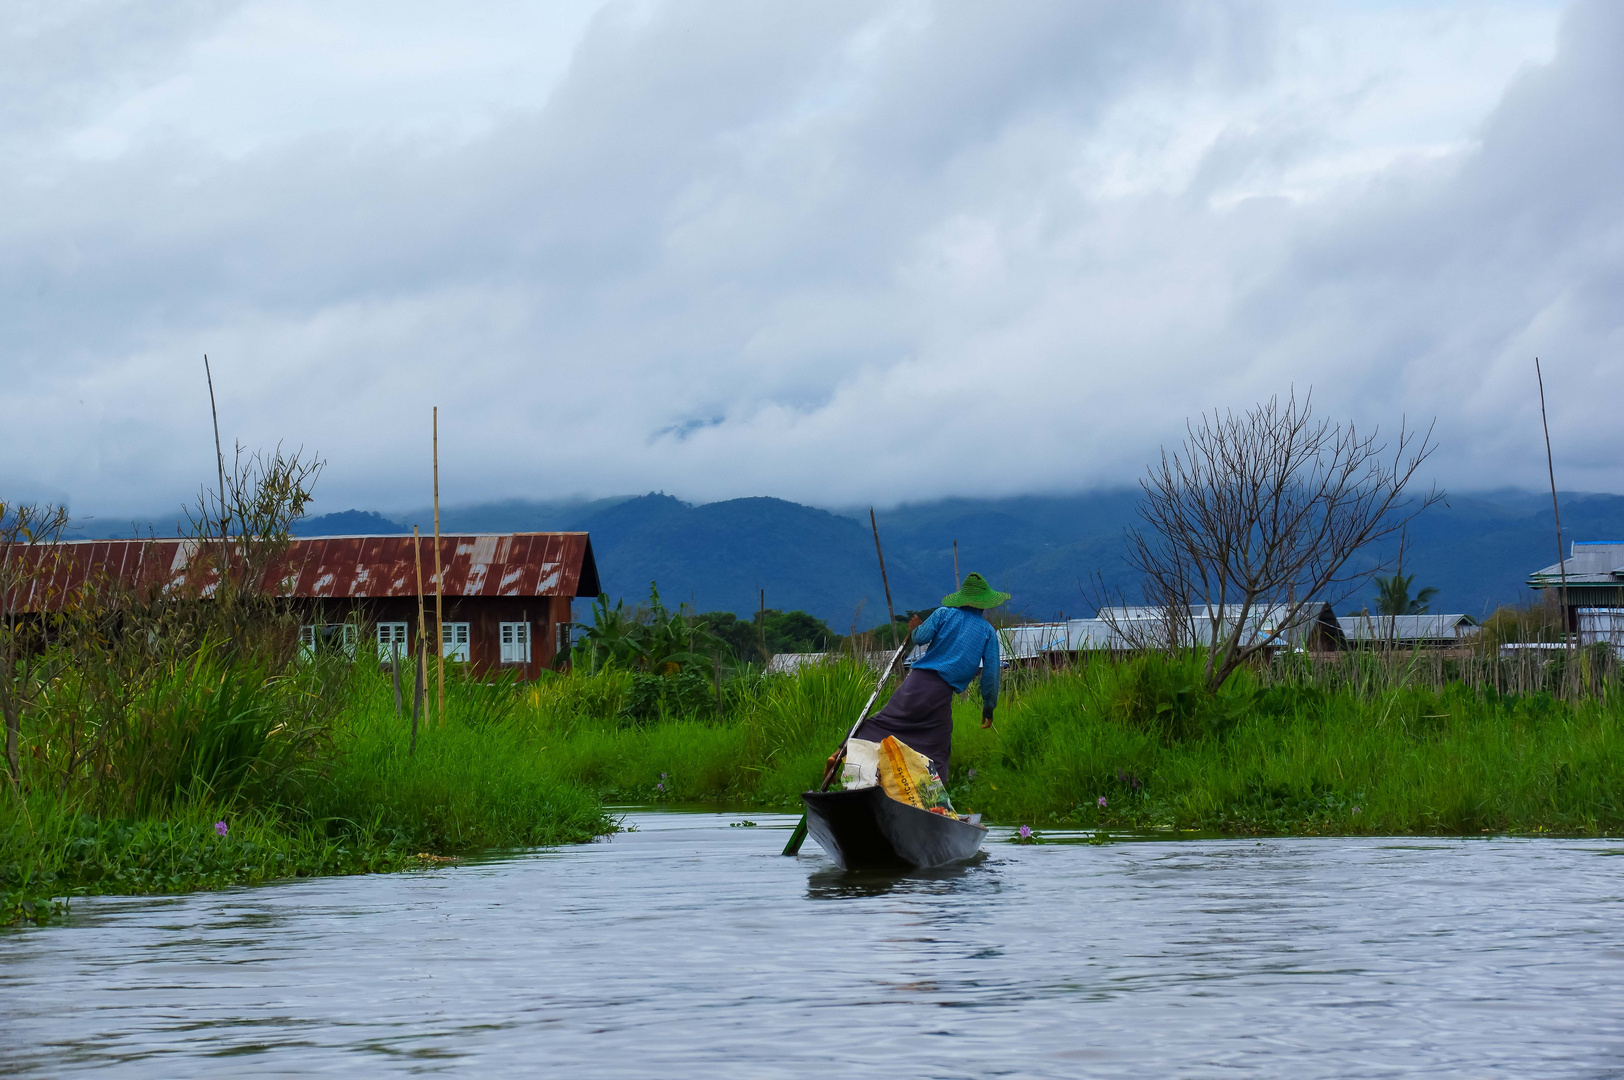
[1110,392,1441,693]
[186,442,324,598]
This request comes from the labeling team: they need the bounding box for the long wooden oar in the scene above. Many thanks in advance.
[780,634,912,856]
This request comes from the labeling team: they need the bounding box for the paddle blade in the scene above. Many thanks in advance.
[781,815,810,856]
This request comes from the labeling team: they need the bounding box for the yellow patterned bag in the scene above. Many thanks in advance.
[876,736,957,818]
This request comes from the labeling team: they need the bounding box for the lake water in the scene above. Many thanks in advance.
[5,811,1624,1078]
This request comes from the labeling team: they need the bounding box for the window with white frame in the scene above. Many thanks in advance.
[300,623,358,659]
[441,622,471,662]
[377,622,411,661]
[499,622,531,664]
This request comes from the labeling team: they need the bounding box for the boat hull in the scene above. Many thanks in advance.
[801,786,987,871]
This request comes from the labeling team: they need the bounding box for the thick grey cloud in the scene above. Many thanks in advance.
[2,0,1613,519]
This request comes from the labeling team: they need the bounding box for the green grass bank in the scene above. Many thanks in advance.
[517,650,1624,837]
[9,646,1623,927]
[1,645,613,927]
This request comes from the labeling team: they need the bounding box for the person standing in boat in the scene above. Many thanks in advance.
[846,572,1007,781]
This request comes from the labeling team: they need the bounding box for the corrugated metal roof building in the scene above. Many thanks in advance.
[1337,613,1478,648]
[1088,603,1344,651]
[1,533,600,679]
[766,650,895,674]
[1527,541,1624,597]
[997,603,1344,660]
[1527,541,1624,651]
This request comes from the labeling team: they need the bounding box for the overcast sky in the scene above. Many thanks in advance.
[6,0,1621,519]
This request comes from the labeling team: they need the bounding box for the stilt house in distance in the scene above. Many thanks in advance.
[1527,540,1624,653]
[2,533,600,680]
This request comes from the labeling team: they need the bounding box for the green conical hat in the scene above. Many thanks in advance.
[943,572,1009,610]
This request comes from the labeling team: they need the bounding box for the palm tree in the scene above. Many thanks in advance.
[1374,572,1438,616]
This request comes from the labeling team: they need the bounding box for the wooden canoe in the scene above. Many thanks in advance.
[800,785,988,871]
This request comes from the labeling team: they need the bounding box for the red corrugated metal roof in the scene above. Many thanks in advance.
[1,533,600,611]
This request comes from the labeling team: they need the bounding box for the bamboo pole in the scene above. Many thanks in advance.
[412,526,426,756]
[870,508,896,633]
[203,355,229,583]
[953,538,960,590]
[1535,358,1572,656]
[433,407,445,723]
[782,548,915,859]
[391,639,403,716]
[410,642,424,756]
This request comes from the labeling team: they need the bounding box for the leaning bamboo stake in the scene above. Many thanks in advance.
[953,538,960,590]
[433,407,445,724]
[870,507,896,633]
[203,355,230,585]
[1535,358,1572,660]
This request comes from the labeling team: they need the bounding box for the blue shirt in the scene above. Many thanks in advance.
[910,606,1001,711]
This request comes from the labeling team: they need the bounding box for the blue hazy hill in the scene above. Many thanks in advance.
[317,489,1624,625]
[74,489,1624,626]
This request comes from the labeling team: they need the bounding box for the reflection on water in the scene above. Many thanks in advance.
[5,811,1624,1078]
[805,852,994,899]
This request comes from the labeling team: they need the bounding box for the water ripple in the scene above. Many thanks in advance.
[5,814,1624,1078]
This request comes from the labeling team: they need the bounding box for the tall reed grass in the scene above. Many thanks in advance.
[949,651,1624,834]
[10,630,1623,927]
[509,648,1624,838]
[2,643,611,926]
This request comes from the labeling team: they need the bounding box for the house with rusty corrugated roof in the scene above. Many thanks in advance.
[1,533,600,679]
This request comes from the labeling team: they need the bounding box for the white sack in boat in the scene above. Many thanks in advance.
[841,738,881,789]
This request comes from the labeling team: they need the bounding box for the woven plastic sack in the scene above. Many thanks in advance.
[876,735,956,817]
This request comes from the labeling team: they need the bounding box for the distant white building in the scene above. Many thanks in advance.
[766,650,894,674]
[997,602,1343,660]
[1337,613,1478,648]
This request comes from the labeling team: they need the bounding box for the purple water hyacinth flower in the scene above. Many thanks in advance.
[1097,796,1107,808]
[214,821,228,837]
[656,782,665,792]
[660,773,668,781]
[966,769,977,781]
[1018,825,1031,840]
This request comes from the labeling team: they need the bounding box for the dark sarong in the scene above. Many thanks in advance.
[853,668,955,779]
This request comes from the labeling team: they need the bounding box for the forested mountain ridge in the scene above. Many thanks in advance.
[265,489,1624,626]
[66,490,1624,625]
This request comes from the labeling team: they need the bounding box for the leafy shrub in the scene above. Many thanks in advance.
[620,669,719,726]
[571,583,724,674]
[1109,652,1243,742]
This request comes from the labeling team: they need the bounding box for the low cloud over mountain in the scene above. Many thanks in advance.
[7,1,1619,518]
